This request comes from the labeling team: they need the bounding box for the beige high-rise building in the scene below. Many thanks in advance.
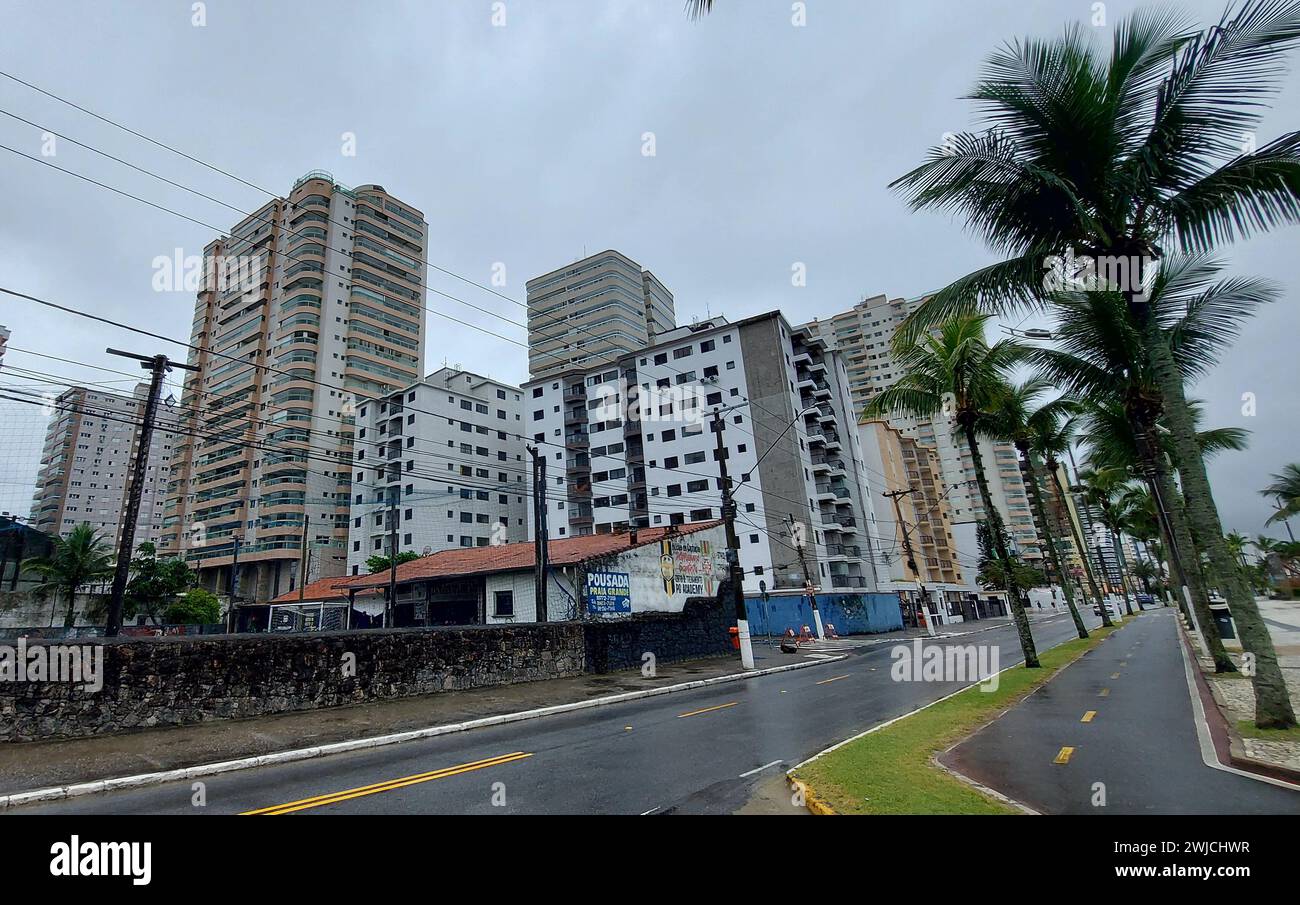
[859,418,965,593]
[525,249,675,379]
[31,384,176,549]
[801,294,1042,581]
[160,172,428,602]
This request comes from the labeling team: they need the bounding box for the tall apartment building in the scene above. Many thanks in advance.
[525,249,675,379]
[30,384,176,549]
[801,294,1042,580]
[346,367,529,575]
[859,418,966,598]
[522,312,882,595]
[160,172,428,601]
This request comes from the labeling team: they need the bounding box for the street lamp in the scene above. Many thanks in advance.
[1001,326,1055,340]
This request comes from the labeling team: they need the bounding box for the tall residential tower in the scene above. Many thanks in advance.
[160,172,428,601]
[525,250,675,379]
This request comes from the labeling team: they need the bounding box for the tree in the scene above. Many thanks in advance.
[163,587,221,625]
[862,314,1040,666]
[123,542,197,624]
[976,522,1047,592]
[1261,463,1300,525]
[1078,466,1142,617]
[890,0,1300,727]
[365,551,419,574]
[980,377,1089,638]
[20,523,115,628]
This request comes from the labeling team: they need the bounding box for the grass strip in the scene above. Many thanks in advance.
[791,618,1127,814]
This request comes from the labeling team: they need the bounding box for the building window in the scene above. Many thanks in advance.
[494,591,514,617]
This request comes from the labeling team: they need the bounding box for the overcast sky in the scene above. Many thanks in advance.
[0,0,1296,540]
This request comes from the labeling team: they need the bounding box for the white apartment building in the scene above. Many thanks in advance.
[525,249,675,379]
[522,312,882,595]
[346,367,529,576]
[802,294,1042,581]
[30,384,176,549]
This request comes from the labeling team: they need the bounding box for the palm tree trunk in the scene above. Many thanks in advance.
[1024,448,1087,639]
[1110,528,1135,616]
[1152,459,1236,672]
[1051,465,1109,625]
[962,418,1039,667]
[62,588,77,628]
[1147,328,1295,728]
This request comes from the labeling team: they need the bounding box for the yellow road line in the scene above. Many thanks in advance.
[677,701,738,719]
[1081,710,1097,723]
[1099,688,1110,697]
[241,751,533,815]
[815,674,851,686]
[1054,746,1075,765]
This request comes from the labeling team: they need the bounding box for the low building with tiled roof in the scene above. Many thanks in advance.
[267,521,727,628]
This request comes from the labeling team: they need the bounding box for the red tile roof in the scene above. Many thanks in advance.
[267,576,383,605]
[343,521,724,591]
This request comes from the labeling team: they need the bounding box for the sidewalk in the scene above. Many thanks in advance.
[940,611,1300,814]
[1199,597,1300,774]
[0,644,824,797]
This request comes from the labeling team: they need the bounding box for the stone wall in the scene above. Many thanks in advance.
[583,592,736,674]
[0,595,735,741]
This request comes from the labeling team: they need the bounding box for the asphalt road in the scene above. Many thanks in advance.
[946,610,1300,815]
[13,611,1100,815]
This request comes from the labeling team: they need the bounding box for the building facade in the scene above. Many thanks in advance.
[801,293,1042,581]
[30,384,176,549]
[160,171,429,602]
[346,367,529,576]
[525,249,676,379]
[859,418,966,596]
[521,312,881,595]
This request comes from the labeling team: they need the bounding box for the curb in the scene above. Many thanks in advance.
[0,653,847,811]
[1175,623,1300,791]
[788,778,836,815]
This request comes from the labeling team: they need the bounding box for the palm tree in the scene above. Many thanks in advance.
[1262,463,1300,526]
[1024,257,1266,674]
[981,378,1090,639]
[889,1,1300,727]
[1077,467,1139,617]
[862,314,1041,666]
[1031,406,1110,620]
[685,0,714,19]
[21,523,115,628]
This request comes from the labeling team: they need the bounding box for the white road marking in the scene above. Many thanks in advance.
[641,806,660,815]
[739,760,783,778]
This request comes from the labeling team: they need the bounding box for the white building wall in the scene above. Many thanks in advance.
[347,369,528,575]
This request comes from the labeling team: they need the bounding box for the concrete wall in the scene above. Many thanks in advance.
[1,594,734,741]
[744,591,903,637]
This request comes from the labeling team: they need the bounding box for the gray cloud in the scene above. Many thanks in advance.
[0,0,1295,537]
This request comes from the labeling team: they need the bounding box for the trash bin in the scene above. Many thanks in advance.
[1209,604,1235,640]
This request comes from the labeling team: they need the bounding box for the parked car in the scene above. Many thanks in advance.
[1093,598,1122,619]
[1135,593,1155,609]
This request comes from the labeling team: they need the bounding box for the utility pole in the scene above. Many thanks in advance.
[527,445,549,622]
[228,535,241,633]
[104,349,198,637]
[712,409,754,669]
[783,512,823,640]
[388,488,399,627]
[884,487,935,637]
[298,512,310,602]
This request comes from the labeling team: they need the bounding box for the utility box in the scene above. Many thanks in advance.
[1209,603,1236,640]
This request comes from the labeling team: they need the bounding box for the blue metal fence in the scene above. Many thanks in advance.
[744,592,903,637]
